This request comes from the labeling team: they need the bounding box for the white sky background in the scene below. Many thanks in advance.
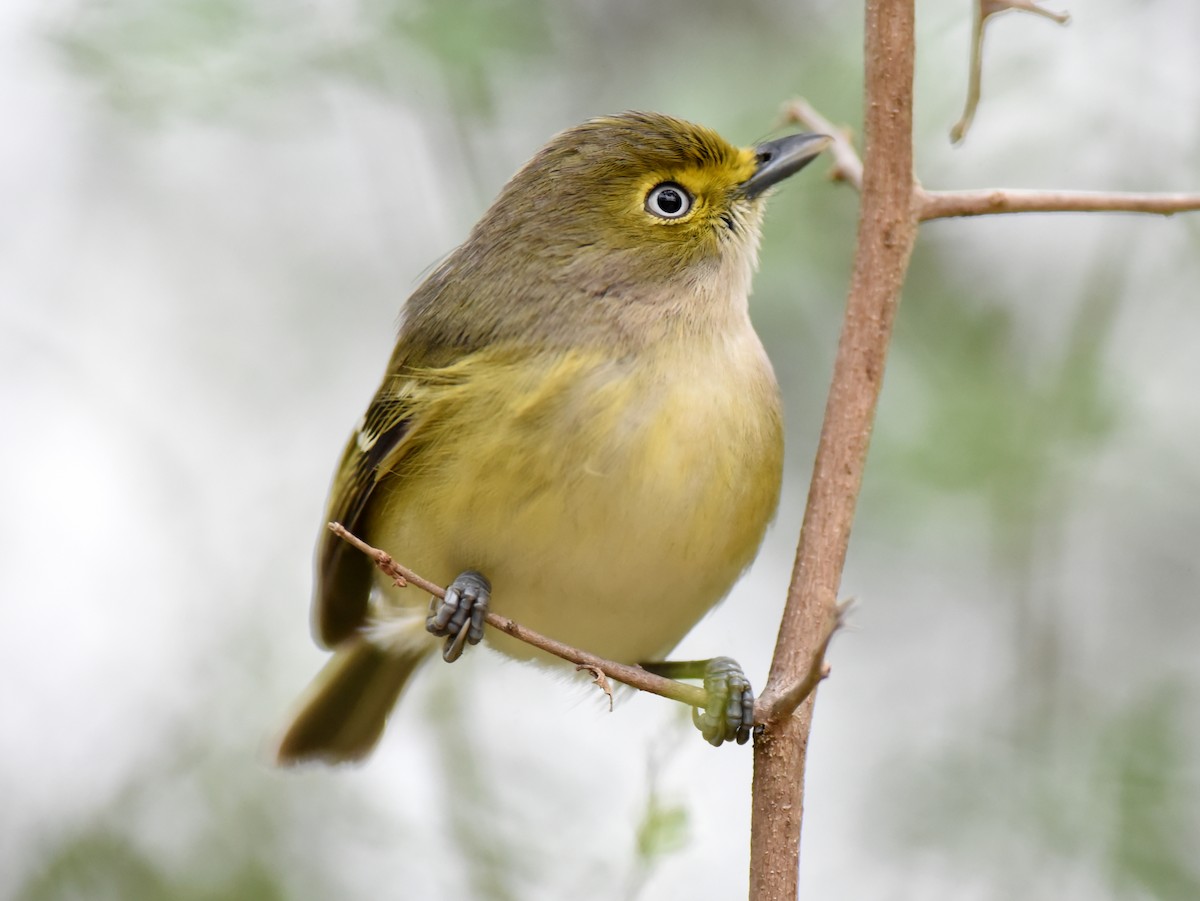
[3,1,1200,898]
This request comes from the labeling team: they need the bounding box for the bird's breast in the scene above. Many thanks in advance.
[373,326,783,664]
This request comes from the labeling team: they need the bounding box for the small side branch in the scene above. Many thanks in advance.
[327,523,709,709]
[781,98,863,190]
[757,600,850,725]
[919,188,1200,219]
[782,99,1200,222]
[952,0,1071,144]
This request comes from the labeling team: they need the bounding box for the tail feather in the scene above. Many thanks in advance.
[275,638,427,765]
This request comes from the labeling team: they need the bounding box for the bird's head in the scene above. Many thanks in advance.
[469,112,829,286]
[409,112,829,349]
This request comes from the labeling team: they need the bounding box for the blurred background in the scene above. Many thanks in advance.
[4,0,1199,898]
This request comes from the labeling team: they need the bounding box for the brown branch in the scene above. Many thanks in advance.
[328,521,846,736]
[988,0,1070,23]
[782,100,1200,222]
[952,0,1071,144]
[748,1,920,898]
[781,98,863,191]
[327,523,708,710]
[327,523,842,727]
[755,4,1199,899]
[919,188,1200,219]
[759,600,850,725]
[576,664,615,711]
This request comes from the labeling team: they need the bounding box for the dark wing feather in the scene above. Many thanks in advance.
[313,387,420,648]
[312,251,494,648]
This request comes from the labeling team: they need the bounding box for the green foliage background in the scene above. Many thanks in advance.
[3,1,1199,898]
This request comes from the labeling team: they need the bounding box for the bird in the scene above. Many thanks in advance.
[275,111,829,764]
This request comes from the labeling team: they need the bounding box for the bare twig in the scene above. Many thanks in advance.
[576,664,615,711]
[919,188,1200,219]
[749,2,921,899]
[328,523,844,726]
[781,98,863,190]
[952,0,1071,144]
[327,523,843,727]
[785,98,1200,221]
[327,523,708,710]
[758,600,850,725]
[986,0,1069,24]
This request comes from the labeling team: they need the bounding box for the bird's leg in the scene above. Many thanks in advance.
[640,656,758,746]
[426,570,490,663]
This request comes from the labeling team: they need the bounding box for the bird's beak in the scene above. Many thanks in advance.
[738,132,832,199]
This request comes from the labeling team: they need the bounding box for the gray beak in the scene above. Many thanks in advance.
[739,132,831,198]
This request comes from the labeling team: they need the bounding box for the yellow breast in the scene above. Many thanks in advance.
[368,325,783,665]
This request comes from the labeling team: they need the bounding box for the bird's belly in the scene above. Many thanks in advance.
[474,446,775,664]
[370,343,782,665]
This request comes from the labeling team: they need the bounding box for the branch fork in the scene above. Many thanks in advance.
[784,100,1200,220]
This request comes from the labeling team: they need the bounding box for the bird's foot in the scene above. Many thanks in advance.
[426,570,490,662]
[641,656,758,746]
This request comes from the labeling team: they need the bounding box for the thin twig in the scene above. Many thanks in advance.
[576,664,615,711]
[785,99,1200,221]
[952,0,1071,144]
[781,98,864,190]
[986,0,1069,24]
[327,523,708,710]
[758,600,851,725]
[328,519,841,727]
[919,188,1200,219]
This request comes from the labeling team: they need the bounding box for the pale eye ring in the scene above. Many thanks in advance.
[644,182,693,219]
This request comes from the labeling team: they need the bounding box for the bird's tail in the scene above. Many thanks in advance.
[274,637,428,765]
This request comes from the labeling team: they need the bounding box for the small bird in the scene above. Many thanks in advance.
[275,112,828,764]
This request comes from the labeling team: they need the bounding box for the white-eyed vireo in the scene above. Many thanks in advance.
[276,112,829,764]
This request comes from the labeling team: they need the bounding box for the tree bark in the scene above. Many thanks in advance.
[748,1,919,897]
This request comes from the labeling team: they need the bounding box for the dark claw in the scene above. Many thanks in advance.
[694,657,756,747]
[426,570,490,662]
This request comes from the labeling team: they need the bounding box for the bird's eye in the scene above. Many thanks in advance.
[644,183,693,219]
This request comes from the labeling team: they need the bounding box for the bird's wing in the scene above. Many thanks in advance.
[312,368,432,648]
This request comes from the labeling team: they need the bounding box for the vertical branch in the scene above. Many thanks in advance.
[748,1,919,898]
